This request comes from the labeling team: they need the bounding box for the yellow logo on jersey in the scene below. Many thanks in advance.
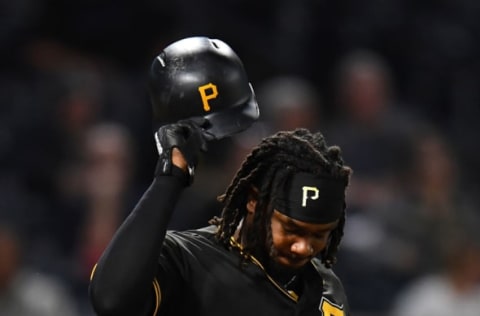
[319,297,344,316]
[198,83,218,112]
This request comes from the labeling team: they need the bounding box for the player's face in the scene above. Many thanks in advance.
[269,210,338,269]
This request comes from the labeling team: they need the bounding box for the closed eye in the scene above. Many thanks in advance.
[283,224,332,241]
[283,226,300,235]
[313,232,330,240]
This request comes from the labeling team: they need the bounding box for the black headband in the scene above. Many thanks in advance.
[274,172,346,224]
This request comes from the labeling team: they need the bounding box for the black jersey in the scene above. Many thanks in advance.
[154,225,350,316]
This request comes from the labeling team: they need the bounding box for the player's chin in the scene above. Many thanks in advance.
[276,255,311,269]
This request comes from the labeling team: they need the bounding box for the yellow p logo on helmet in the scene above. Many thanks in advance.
[198,83,218,112]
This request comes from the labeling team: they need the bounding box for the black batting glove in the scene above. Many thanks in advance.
[154,118,209,185]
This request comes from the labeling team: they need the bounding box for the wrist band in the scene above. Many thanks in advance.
[171,165,193,186]
[155,157,192,186]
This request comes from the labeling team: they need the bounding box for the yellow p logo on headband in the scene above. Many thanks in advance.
[302,186,319,207]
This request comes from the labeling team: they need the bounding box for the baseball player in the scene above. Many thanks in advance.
[89,37,352,316]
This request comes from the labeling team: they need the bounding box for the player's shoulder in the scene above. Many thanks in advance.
[162,225,227,264]
[164,225,217,247]
[168,225,217,237]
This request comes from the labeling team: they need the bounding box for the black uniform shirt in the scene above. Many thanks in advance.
[154,225,350,316]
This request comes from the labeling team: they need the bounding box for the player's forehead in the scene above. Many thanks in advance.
[272,210,339,232]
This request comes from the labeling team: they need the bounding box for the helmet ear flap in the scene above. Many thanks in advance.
[148,36,260,139]
[203,84,259,140]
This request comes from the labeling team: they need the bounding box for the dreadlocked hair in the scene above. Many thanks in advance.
[209,128,352,268]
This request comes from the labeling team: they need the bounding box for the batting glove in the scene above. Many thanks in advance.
[154,118,209,185]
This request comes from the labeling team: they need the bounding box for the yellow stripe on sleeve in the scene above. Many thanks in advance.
[152,278,161,316]
[90,263,98,281]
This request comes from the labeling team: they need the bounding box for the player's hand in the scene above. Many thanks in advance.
[154,118,209,184]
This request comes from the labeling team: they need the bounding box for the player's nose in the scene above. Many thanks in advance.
[290,239,314,257]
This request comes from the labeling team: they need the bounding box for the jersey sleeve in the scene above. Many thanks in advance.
[149,228,219,315]
[89,169,187,316]
[151,233,192,314]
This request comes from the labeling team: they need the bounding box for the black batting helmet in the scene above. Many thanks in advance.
[149,36,260,140]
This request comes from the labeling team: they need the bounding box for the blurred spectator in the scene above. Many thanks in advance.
[0,221,80,316]
[326,49,422,207]
[256,75,323,132]
[372,126,479,276]
[54,122,139,312]
[72,122,136,280]
[389,225,480,316]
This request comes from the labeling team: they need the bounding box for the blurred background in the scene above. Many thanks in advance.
[1,0,480,315]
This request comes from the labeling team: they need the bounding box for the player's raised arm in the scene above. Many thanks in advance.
[89,120,207,315]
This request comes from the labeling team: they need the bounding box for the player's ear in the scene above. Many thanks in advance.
[246,186,258,214]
